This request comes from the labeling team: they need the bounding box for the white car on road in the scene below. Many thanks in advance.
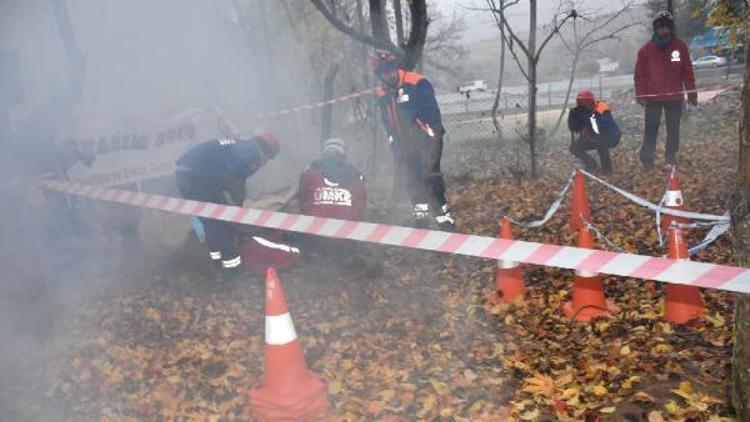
[693,55,728,69]
[458,80,488,94]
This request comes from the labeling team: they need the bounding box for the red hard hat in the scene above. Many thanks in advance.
[576,90,596,106]
[370,49,398,74]
[256,131,280,158]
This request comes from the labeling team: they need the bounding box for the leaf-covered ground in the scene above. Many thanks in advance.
[0,87,743,421]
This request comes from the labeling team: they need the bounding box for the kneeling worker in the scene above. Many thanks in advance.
[299,138,366,221]
[568,90,621,175]
[175,133,280,277]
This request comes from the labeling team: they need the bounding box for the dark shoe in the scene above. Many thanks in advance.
[412,203,430,229]
[600,166,613,176]
[221,266,242,282]
[641,160,654,172]
[435,204,456,232]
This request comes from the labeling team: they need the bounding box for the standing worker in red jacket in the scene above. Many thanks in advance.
[634,11,697,170]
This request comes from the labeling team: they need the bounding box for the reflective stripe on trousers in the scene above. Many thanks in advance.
[222,256,242,268]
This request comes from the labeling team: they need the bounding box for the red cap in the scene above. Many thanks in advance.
[256,131,280,158]
[576,90,596,107]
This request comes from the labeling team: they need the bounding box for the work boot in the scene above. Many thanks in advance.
[412,203,430,229]
[220,256,243,281]
[576,153,598,173]
[435,204,456,232]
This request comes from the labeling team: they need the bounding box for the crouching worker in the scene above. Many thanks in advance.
[299,138,366,221]
[568,90,621,175]
[175,133,280,278]
[297,138,367,266]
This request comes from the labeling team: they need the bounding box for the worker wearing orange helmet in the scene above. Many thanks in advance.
[175,132,280,278]
[568,90,621,175]
[371,49,455,231]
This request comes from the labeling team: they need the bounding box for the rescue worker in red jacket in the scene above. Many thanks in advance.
[568,90,621,175]
[372,49,455,231]
[175,132,280,278]
[298,138,366,221]
[634,11,697,170]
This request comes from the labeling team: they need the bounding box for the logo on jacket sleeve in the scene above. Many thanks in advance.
[671,50,681,62]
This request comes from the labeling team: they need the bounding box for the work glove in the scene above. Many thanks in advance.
[572,107,590,126]
[687,92,698,107]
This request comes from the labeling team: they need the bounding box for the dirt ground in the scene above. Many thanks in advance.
[0,86,743,421]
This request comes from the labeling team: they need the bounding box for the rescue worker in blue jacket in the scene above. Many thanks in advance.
[568,90,621,175]
[175,132,280,277]
[372,49,455,231]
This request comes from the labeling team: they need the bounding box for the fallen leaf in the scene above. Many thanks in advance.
[519,408,540,421]
[665,400,683,415]
[522,373,555,398]
[647,410,665,422]
[591,384,608,396]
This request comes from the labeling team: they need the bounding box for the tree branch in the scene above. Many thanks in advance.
[534,11,575,63]
[309,0,402,57]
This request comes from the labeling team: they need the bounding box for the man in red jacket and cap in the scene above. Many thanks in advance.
[298,138,366,221]
[297,138,367,266]
[634,11,697,170]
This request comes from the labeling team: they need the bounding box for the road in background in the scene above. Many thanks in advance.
[438,65,746,116]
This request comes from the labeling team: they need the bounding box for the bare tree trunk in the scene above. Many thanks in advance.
[552,51,580,135]
[369,0,390,42]
[527,0,538,177]
[393,0,405,46]
[50,0,85,107]
[552,19,579,136]
[731,45,750,422]
[320,64,339,144]
[491,0,506,143]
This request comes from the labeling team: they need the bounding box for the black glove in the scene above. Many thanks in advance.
[687,92,698,107]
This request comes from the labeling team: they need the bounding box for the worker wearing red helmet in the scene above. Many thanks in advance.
[634,11,696,169]
[568,90,621,175]
[371,49,455,231]
[175,132,280,278]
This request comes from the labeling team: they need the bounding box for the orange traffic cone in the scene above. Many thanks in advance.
[661,166,689,236]
[664,226,704,324]
[489,217,526,304]
[569,169,591,231]
[249,268,329,421]
[562,225,610,321]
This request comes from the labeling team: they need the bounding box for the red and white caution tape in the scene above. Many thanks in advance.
[509,171,575,228]
[42,180,750,294]
[580,169,729,222]
[252,89,373,119]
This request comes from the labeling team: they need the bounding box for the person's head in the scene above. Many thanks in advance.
[576,90,596,110]
[321,138,347,163]
[652,11,674,39]
[254,131,280,165]
[371,49,400,88]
